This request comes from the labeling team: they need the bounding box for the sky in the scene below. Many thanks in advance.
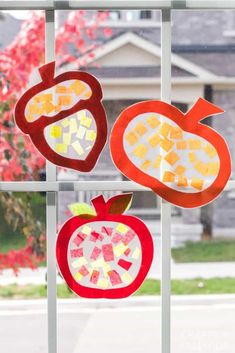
[3,10,29,20]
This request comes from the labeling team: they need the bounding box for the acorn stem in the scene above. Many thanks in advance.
[39,61,55,82]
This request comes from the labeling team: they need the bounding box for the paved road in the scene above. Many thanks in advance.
[0,298,235,353]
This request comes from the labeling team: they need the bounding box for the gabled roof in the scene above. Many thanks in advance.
[80,32,218,79]
[0,12,21,50]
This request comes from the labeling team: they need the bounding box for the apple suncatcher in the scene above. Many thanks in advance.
[56,193,154,299]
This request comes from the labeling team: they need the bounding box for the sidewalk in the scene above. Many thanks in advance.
[0,261,235,286]
[1,294,235,310]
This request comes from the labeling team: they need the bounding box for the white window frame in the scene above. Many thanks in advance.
[0,2,235,353]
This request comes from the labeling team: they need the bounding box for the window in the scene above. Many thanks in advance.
[1,3,235,353]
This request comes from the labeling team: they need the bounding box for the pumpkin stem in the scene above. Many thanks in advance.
[185,97,224,126]
[39,61,55,82]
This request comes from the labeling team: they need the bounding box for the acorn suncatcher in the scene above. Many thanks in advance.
[14,61,107,172]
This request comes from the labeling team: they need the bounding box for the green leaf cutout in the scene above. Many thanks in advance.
[68,202,96,216]
[108,193,132,215]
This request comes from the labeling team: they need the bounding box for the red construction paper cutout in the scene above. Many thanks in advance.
[56,193,154,299]
[110,98,231,208]
[14,61,107,172]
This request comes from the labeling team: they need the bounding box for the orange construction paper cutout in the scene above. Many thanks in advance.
[110,98,231,208]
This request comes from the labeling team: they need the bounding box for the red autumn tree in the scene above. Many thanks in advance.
[0,10,111,273]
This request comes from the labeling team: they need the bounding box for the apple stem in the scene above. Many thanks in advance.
[91,195,107,214]
[185,97,224,126]
[39,61,56,82]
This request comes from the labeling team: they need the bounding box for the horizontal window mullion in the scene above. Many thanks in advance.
[0,180,234,192]
[1,0,235,11]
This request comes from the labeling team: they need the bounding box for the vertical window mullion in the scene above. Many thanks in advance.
[160,9,172,353]
[45,9,57,353]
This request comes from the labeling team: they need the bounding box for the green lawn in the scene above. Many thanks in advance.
[171,240,235,263]
[1,278,235,299]
[0,231,26,254]
[0,192,46,254]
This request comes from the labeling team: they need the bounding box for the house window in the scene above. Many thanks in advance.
[107,10,121,21]
[140,10,152,19]
[125,10,153,21]
[99,10,121,21]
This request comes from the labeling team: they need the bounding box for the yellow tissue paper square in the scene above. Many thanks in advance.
[74,272,83,282]
[70,80,86,96]
[97,278,109,289]
[160,138,174,152]
[132,247,141,259]
[113,243,128,257]
[163,171,175,183]
[121,272,133,284]
[153,155,162,169]
[83,89,92,99]
[63,133,71,145]
[77,110,87,120]
[91,258,105,268]
[61,118,70,127]
[170,127,183,140]
[159,122,172,137]
[188,152,197,163]
[56,85,72,94]
[164,151,180,166]
[76,126,86,139]
[140,160,151,170]
[72,257,88,268]
[72,141,84,156]
[148,134,161,148]
[207,162,219,176]
[194,161,208,176]
[133,144,148,158]
[82,225,92,235]
[86,130,97,141]
[28,103,42,115]
[69,118,77,134]
[204,143,217,158]
[43,101,55,114]
[34,93,52,103]
[116,223,128,234]
[125,131,138,146]
[80,115,92,128]
[146,114,160,128]
[58,95,72,106]
[50,125,62,138]
[55,143,68,154]
[103,263,112,277]
[134,122,147,136]
[188,139,201,150]
[191,177,204,191]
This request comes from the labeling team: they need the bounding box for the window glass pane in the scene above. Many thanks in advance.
[0,10,45,181]
[0,190,46,353]
[172,9,235,353]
